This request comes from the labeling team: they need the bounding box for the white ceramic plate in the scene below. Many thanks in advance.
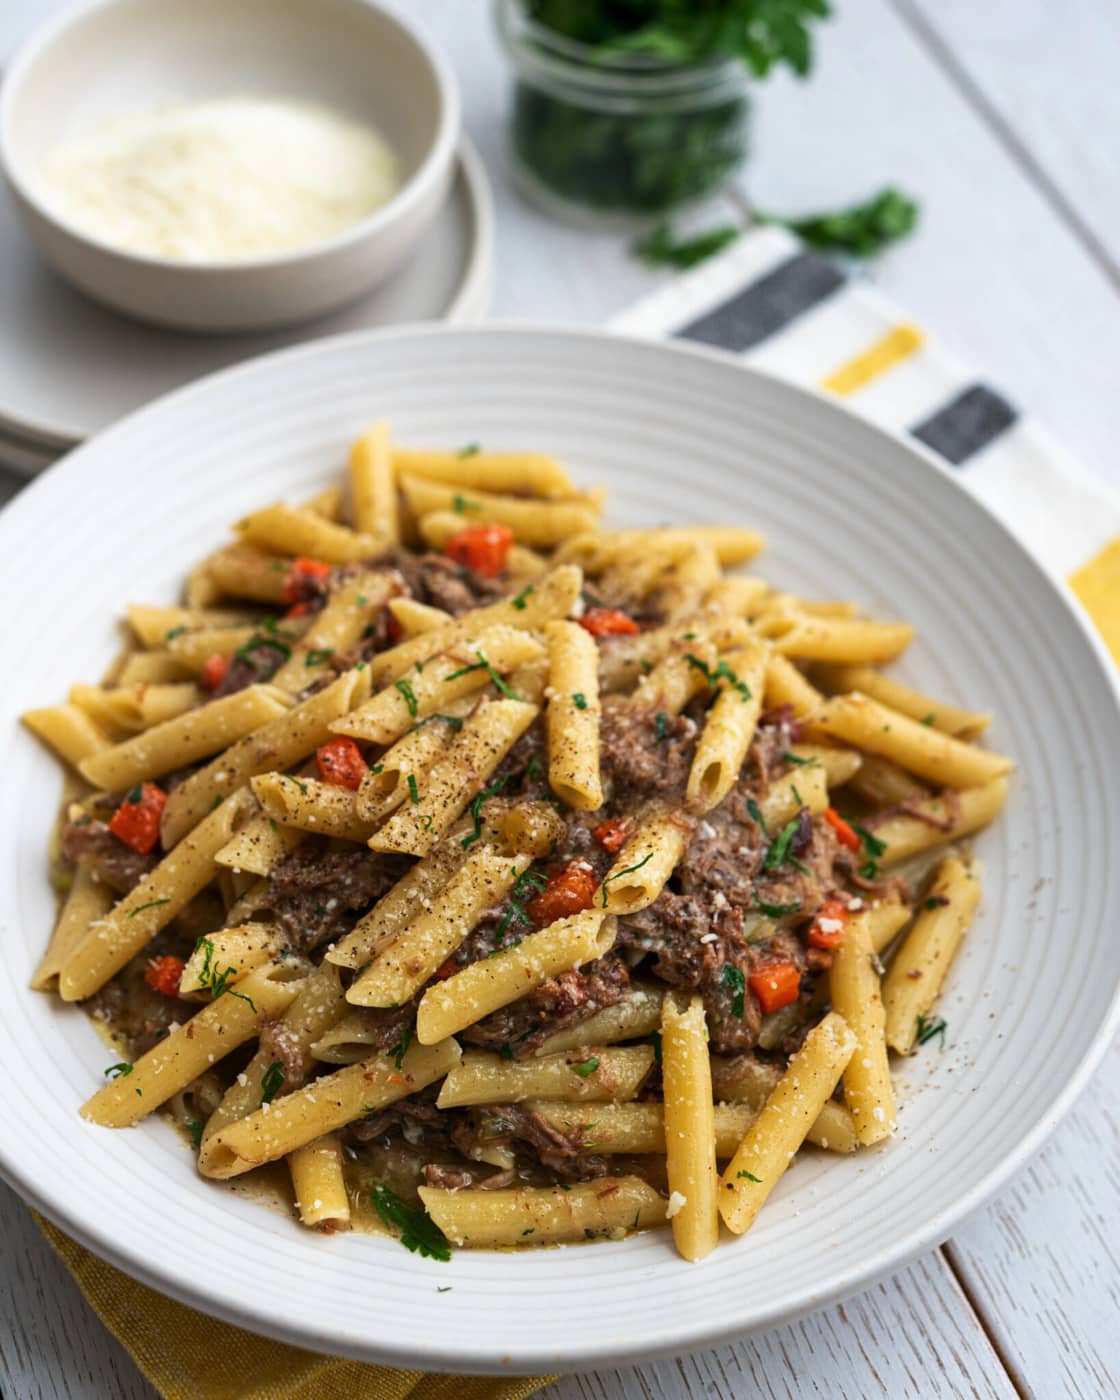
[0,139,493,462]
[1,325,1117,1375]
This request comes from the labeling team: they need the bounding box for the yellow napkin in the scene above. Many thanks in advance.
[36,1215,554,1400]
[1071,537,1120,667]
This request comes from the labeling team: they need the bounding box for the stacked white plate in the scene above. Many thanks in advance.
[0,139,494,474]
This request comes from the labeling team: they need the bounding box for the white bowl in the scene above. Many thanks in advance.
[1,325,1118,1373]
[0,0,460,332]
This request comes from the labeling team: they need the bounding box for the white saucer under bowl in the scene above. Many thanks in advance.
[0,138,493,471]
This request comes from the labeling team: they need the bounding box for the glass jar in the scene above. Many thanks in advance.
[495,0,752,225]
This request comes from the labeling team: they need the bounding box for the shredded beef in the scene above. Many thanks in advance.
[368,548,505,616]
[423,1163,516,1191]
[264,842,412,953]
[500,1105,610,1179]
[62,819,155,894]
[462,954,630,1058]
[213,637,288,697]
[349,1097,454,1150]
[599,701,697,806]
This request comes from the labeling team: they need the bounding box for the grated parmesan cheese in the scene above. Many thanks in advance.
[666,1191,688,1218]
[42,97,399,262]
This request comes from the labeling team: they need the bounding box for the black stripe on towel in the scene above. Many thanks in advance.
[675,253,845,353]
[911,385,1018,466]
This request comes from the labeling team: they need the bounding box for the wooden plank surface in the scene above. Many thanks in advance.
[1,0,1119,1397]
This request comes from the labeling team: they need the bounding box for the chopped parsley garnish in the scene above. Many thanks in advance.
[209,795,224,811]
[924,895,949,911]
[570,1056,600,1078]
[753,895,802,918]
[370,1186,451,1261]
[260,1062,285,1105]
[648,1029,662,1064]
[521,1227,535,1236]
[437,1285,453,1293]
[721,965,746,1019]
[499,1041,515,1060]
[762,817,805,873]
[497,868,549,940]
[572,692,588,710]
[452,493,478,515]
[916,1014,947,1049]
[639,659,653,674]
[851,821,887,878]
[356,594,368,606]
[394,678,419,717]
[407,773,421,805]
[600,851,653,907]
[387,1026,413,1070]
[186,1119,204,1150]
[283,774,309,796]
[414,713,464,732]
[511,585,534,611]
[128,898,171,919]
[654,711,670,740]
[192,936,257,1012]
[746,798,770,839]
[444,650,521,700]
[921,713,936,726]
[164,625,187,641]
[127,785,143,803]
[104,1062,133,1079]
[461,774,509,849]
[782,750,811,766]
[791,783,803,807]
[305,648,334,667]
[736,1169,762,1182]
[458,442,481,457]
[684,653,752,700]
[527,754,544,783]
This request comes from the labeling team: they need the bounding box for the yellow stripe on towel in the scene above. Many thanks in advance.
[821,324,924,396]
[1070,535,1120,666]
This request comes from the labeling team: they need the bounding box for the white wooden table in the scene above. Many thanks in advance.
[2,2,1118,1396]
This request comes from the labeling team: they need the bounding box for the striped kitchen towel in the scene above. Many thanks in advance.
[609,226,1120,666]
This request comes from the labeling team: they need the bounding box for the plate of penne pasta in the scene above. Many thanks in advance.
[1,324,1118,1372]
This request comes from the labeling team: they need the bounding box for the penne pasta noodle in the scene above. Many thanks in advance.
[392,447,575,498]
[82,963,303,1128]
[70,681,201,734]
[332,625,543,746]
[883,857,982,1053]
[829,911,896,1145]
[531,1099,758,1160]
[436,1046,654,1107]
[349,419,397,543]
[762,653,823,718]
[718,1013,857,1234]
[201,1037,460,1179]
[78,684,290,791]
[400,475,599,548]
[873,779,1008,866]
[686,644,766,810]
[269,572,394,693]
[251,771,376,843]
[326,840,467,969]
[22,704,113,769]
[236,502,381,564]
[809,693,1012,788]
[771,615,915,665]
[126,603,261,649]
[368,698,538,857]
[533,982,664,1056]
[815,664,991,740]
[178,922,281,995]
[709,1055,859,1154]
[386,596,453,637]
[289,1133,351,1230]
[352,706,471,823]
[661,995,719,1261]
[419,1177,667,1249]
[31,865,114,992]
[758,763,829,830]
[867,896,913,955]
[346,846,530,1007]
[366,565,582,686]
[206,543,292,604]
[844,753,927,807]
[159,666,372,847]
[600,813,687,916]
[545,620,603,811]
[786,743,863,788]
[214,809,303,876]
[114,651,194,685]
[59,788,256,1002]
[416,910,614,1045]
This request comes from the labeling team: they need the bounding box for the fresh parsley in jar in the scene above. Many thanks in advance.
[495,0,830,222]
